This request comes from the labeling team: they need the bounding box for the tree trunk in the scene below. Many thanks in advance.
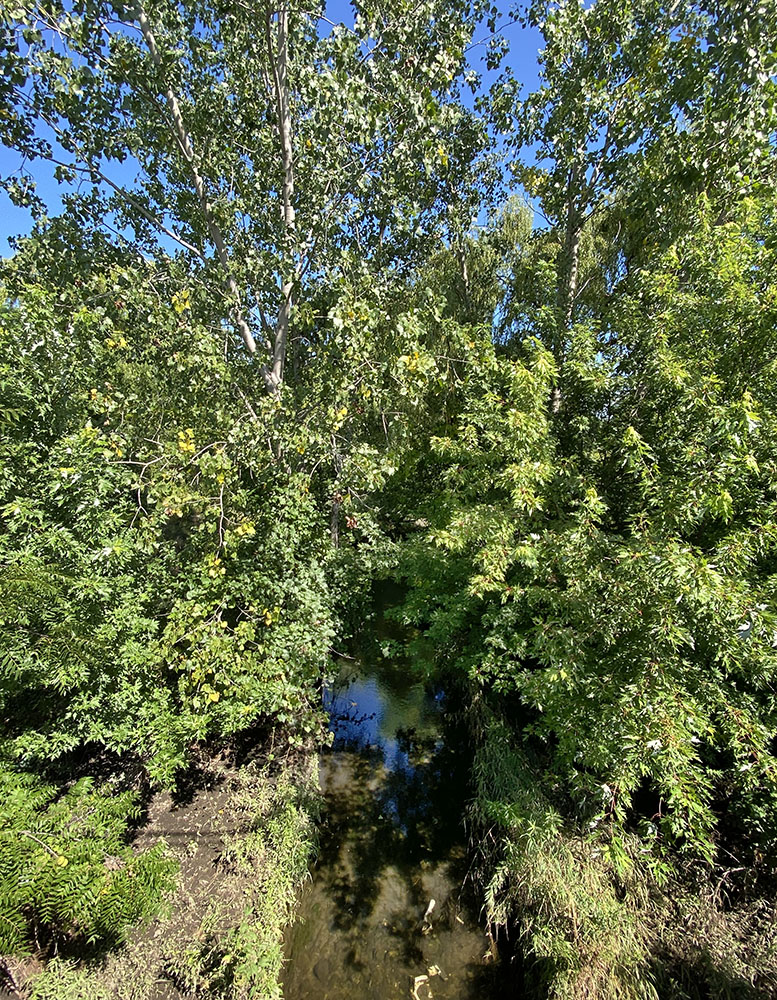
[268,7,296,389]
[550,169,582,414]
[560,218,581,332]
[136,5,278,392]
[556,168,582,355]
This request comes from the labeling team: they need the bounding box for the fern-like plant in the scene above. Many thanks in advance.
[0,769,177,954]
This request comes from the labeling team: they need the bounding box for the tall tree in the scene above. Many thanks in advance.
[386,2,777,995]
[1,0,487,388]
[0,0,490,960]
[502,0,777,361]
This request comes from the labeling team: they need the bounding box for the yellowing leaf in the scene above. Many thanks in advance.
[172,289,192,314]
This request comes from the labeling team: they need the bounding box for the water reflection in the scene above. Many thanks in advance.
[282,654,512,1000]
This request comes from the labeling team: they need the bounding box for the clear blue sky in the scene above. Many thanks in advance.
[0,2,543,251]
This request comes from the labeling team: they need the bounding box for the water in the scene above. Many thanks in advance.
[282,645,511,1000]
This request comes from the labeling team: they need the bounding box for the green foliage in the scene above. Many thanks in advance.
[161,760,319,1000]
[0,233,336,967]
[511,0,776,239]
[472,715,657,1000]
[382,2,777,993]
[0,0,488,383]
[471,712,777,1000]
[396,196,777,865]
[27,960,112,1000]
[0,0,487,965]
[0,770,177,954]
[0,238,336,783]
[1,0,776,993]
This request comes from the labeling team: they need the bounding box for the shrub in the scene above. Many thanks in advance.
[0,770,177,953]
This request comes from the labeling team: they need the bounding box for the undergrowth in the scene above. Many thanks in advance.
[161,757,319,1000]
[471,713,657,1000]
[470,710,777,1000]
[0,772,177,956]
[22,753,319,1000]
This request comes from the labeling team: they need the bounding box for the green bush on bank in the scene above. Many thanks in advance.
[0,244,335,784]
[471,715,656,1000]
[0,239,336,966]
[387,192,777,997]
[470,712,777,999]
[0,772,177,954]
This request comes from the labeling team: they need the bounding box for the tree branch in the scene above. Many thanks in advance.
[135,4,278,389]
[266,6,296,387]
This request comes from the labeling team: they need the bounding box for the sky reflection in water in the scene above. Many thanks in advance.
[282,650,514,1000]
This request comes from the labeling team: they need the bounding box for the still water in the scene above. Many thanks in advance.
[282,647,511,1000]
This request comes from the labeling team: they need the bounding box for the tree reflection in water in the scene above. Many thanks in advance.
[282,652,516,1000]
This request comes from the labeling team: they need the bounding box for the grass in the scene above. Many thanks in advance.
[27,960,111,1000]
[470,711,777,1000]
[471,715,657,1000]
[22,750,320,1000]
[162,761,320,1000]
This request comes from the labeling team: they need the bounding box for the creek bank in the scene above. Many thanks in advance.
[12,749,319,1000]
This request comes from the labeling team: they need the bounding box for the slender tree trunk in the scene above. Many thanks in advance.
[457,241,473,320]
[560,218,581,330]
[551,169,582,414]
[556,168,582,355]
[136,6,277,391]
[267,7,296,388]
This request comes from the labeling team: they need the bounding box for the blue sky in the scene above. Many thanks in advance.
[0,2,544,251]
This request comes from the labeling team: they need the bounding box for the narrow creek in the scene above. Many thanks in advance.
[282,623,513,1000]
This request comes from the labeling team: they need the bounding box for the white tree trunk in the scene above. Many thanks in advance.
[137,6,278,392]
[268,7,296,389]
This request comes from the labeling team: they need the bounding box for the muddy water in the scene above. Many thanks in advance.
[282,650,509,1000]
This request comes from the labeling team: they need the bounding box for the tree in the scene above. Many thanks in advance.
[0,0,491,965]
[1,0,487,389]
[501,0,776,359]
[386,1,777,994]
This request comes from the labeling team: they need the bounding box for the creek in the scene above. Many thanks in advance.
[282,620,513,1000]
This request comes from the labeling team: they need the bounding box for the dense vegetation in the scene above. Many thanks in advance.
[1,0,776,997]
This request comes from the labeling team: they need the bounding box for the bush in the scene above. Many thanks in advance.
[0,770,177,953]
